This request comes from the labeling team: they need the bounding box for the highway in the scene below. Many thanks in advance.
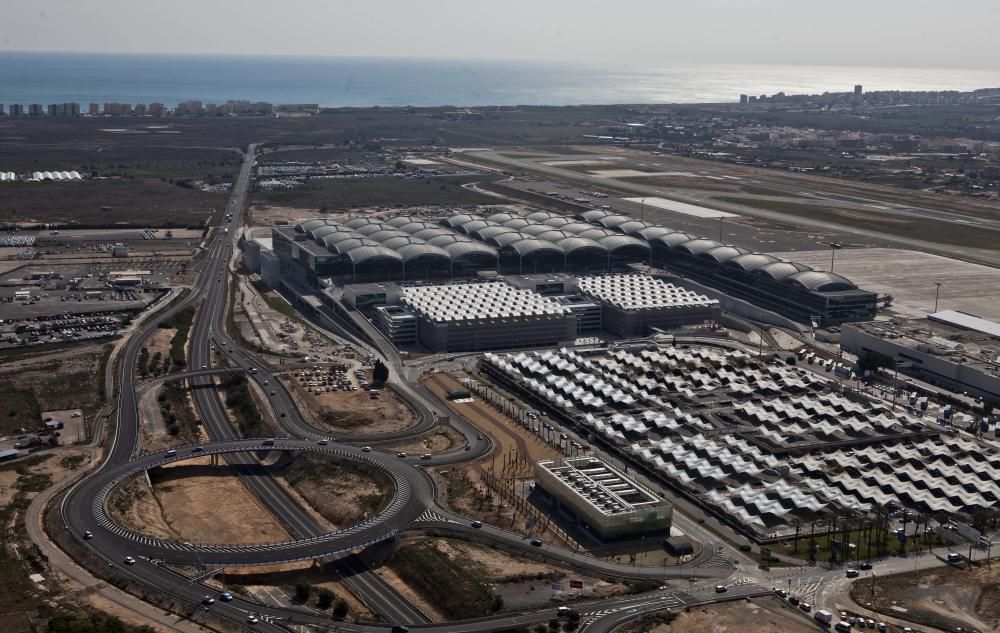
[51,142,969,633]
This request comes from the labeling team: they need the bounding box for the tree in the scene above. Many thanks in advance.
[294,579,312,602]
[372,359,389,386]
[316,588,334,610]
[332,598,349,619]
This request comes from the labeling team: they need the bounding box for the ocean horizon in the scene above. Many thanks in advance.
[2,51,1000,109]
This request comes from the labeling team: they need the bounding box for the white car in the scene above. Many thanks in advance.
[247,614,260,624]
[123,556,136,565]
[361,446,372,452]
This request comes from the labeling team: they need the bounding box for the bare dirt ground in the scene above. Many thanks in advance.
[143,328,174,366]
[629,596,816,633]
[106,474,176,541]
[279,455,392,528]
[287,375,416,435]
[851,564,1000,633]
[382,426,462,455]
[147,459,292,545]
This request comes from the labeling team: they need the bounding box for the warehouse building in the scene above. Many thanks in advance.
[576,274,720,336]
[841,312,1000,401]
[535,457,672,539]
[575,210,877,327]
[399,281,577,352]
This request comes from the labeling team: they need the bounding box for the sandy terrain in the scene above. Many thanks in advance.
[431,538,563,581]
[281,455,391,528]
[218,564,376,621]
[143,328,175,365]
[634,597,816,633]
[383,427,462,455]
[288,375,416,435]
[148,458,292,545]
[107,474,176,541]
[853,564,1000,633]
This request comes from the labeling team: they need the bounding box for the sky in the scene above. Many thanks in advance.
[2,0,999,69]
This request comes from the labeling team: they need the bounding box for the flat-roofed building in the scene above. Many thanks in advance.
[535,457,672,539]
[577,274,720,336]
[401,281,576,352]
[374,305,418,346]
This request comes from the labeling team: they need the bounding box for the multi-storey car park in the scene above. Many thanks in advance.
[395,281,577,352]
[479,342,997,540]
[534,456,673,540]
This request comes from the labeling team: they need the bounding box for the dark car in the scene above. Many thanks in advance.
[530,539,542,547]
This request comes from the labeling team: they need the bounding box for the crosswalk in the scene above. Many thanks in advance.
[786,575,825,601]
[580,591,689,626]
[699,542,733,568]
[414,508,458,523]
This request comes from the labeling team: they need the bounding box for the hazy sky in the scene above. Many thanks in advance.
[2,0,998,69]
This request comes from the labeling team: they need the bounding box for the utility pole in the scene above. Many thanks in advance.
[718,216,725,242]
[933,282,942,314]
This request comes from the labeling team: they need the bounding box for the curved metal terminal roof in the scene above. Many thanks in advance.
[510,239,564,257]
[675,239,723,256]
[702,246,752,264]
[596,214,633,229]
[757,261,813,280]
[526,211,558,221]
[579,209,612,222]
[726,253,780,271]
[492,231,531,248]
[785,270,856,292]
[616,221,650,236]
[345,245,404,265]
[557,236,606,256]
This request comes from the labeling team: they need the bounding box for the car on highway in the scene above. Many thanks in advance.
[219,591,233,602]
[83,530,93,539]
[859,561,872,570]
[165,449,177,457]
[714,585,728,593]
[269,390,275,396]
[263,380,269,385]
[361,446,372,452]
[262,439,275,446]
[280,412,286,417]
[476,434,483,440]
[201,595,215,605]
[123,556,136,565]
[317,439,328,446]
[845,568,859,578]
[390,626,409,633]
[471,520,482,528]
[192,446,204,453]
[799,602,812,612]
[397,452,408,458]
[530,539,542,547]
[421,453,432,460]
[247,614,259,624]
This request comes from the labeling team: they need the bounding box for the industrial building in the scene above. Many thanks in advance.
[573,209,877,327]
[576,274,720,336]
[841,311,1000,401]
[534,457,672,539]
[397,282,577,352]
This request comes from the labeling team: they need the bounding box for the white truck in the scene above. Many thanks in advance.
[814,609,833,625]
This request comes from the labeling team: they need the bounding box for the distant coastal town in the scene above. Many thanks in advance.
[0,100,318,117]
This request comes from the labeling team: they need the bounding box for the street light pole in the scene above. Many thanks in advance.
[933,282,942,314]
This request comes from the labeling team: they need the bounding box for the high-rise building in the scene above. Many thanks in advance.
[28,104,44,116]
[148,102,165,117]
[9,104,24,116]
[175,100,203,116]
[0,104,4,116]
[854,84,863,96]
[89,102,101,115]
[133,103,147,116]
[739,94,749,105]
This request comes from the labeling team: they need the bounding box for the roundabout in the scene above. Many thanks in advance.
[69,439,427,566]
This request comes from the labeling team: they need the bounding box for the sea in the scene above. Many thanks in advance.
[2,52,1000,108]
